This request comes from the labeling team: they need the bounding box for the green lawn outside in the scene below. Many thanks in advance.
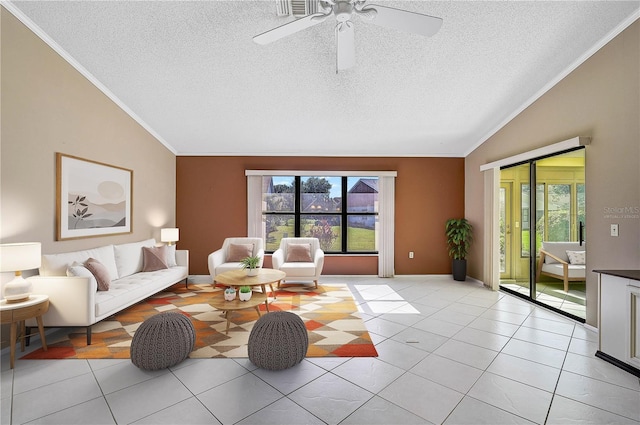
[266,222,375,252]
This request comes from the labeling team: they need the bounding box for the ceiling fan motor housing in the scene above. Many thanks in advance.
[334,1,354,22]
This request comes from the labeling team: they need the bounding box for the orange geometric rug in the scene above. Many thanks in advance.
[22,283,378,360]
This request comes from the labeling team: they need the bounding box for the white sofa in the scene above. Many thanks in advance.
[208,237,264,283]
[272,237,324,289]
[25,239,189,344]
[536,241,586,292]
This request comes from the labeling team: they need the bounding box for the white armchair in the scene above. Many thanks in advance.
[208,237,264,283]
[535,241,586,292]
[272,237,324,289]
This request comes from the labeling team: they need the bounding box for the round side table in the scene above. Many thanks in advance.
[0,294,49,369]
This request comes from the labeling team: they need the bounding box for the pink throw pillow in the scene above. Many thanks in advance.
[84,258,111,291]
[286,244,313,262]
[227,243,254,262]
[142,246,169,272]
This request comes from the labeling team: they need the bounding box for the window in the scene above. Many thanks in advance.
[262,176,378,253]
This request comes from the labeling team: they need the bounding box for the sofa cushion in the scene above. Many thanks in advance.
[142,246,169,272]
[94,266,188,319]
[85,258,112,291]
[566,250,586,265]
[66,262,97,289]
[165,244,177,267]
[286,244,313,262]
[227,243,254,262]
[114,239,156,278]
[41,245,118,279]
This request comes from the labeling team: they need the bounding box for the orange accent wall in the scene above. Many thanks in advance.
[176,156,464,275]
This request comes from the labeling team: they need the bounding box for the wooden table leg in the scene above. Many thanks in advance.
[20,320,26,352]
[260,285,270,312]
[36,315,48,351]
[9,322,17,369]
[255,306,261,317]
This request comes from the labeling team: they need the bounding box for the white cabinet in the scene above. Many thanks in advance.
[630,284,640,367]
[597,270,640,375]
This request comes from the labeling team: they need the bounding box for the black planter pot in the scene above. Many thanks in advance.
[452,259,467,281]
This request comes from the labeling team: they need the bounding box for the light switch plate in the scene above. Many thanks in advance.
[611,224,619,237]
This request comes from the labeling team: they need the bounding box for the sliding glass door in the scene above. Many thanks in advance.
[499,149,586,321]
[499,163,532,296]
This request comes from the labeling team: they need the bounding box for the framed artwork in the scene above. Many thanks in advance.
[56,153,133,240]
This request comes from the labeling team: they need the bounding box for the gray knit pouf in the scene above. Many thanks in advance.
[131,312,195,370]
[248,311,309,370]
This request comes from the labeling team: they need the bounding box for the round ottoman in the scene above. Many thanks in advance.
[248,311,308,370]
[131,312,195,370]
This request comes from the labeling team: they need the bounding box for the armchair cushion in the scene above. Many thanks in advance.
[566,250,586,265]
[286,244,313,262]
[227,243,254,262]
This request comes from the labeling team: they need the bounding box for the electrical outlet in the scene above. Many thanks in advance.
[409,251,414,259]
[611,224,619,237]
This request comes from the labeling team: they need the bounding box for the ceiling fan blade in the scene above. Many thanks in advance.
[360,5,442,37]
[336,21,355,72]
[253,13,329,45]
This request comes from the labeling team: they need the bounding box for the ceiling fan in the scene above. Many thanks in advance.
[253,0,443,72]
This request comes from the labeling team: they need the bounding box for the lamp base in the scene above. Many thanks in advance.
[3,275,33,304]
[5,295,30,304]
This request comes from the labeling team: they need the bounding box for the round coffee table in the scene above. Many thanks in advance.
[209,291,267,335]
[214,269,286,312]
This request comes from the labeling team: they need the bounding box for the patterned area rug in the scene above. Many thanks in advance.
[22,283,378,360]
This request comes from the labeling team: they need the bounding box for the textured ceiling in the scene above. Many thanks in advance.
[7,1,639,156]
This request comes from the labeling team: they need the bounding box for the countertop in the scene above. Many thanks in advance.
[593,269,640,281]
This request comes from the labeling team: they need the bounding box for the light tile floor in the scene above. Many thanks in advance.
[2,275,639,424]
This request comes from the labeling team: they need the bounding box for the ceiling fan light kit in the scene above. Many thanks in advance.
[254,0,443,73]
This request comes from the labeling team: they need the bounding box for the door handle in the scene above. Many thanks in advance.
[579,221,584,246]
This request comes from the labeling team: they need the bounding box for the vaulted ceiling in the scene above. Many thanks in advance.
[7,1,639,156]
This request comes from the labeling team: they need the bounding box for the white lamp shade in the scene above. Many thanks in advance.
[0,242,41,273]
[161,228,179,243]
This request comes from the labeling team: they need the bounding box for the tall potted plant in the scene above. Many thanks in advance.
[445,218,473,281]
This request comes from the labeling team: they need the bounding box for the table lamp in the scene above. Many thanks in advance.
[161,228,179,246]
[0,242,41,303]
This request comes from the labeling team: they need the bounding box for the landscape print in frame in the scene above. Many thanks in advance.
[57,153,133,240]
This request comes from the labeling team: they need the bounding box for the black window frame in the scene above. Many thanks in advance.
[263,176,378,254]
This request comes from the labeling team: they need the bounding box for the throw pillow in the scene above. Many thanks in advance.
[66,262,98,290]
[227,243,254,262]
[286,243,313,262]
[142,246,169,272]
[165,244,177,267]
[566,250,586,265]
[84,258,111,291]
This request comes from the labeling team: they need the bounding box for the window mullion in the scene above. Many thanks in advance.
[341,176,348,253]
[294,176,301,236]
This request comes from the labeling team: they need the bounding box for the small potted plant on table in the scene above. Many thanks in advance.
[240,255,261,276]
[239,285,252,301]
[224,287,236,301]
